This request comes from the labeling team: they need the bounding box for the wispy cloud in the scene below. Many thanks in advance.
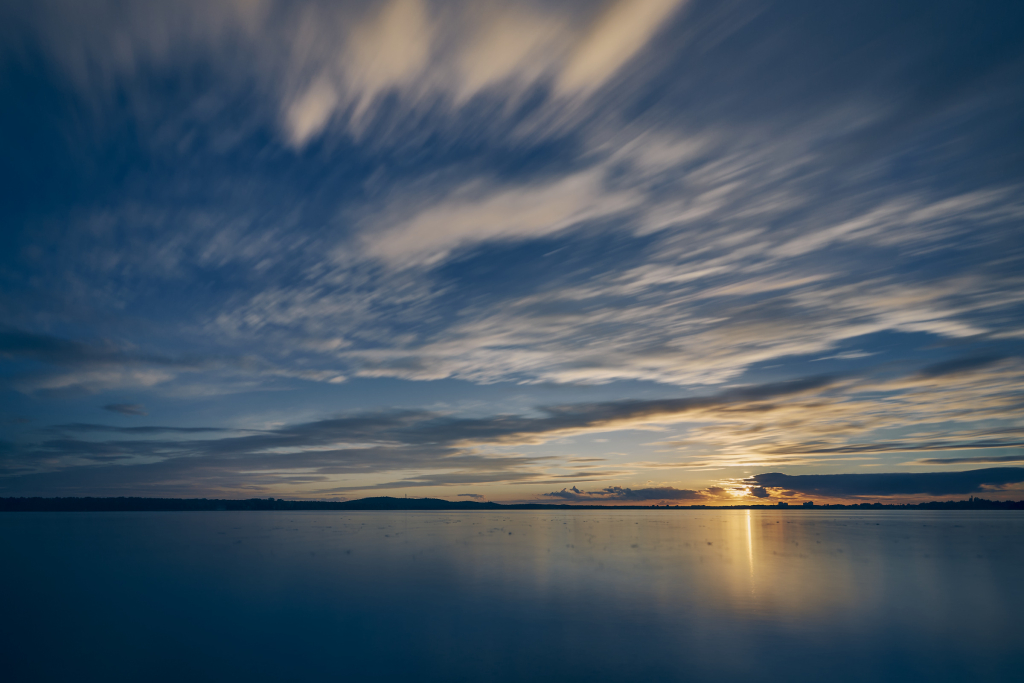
[910,454,1024,466]
[0,327,343,395]
[4,360,1021,497]
[555,0,688,96]
[744,468,1024,498]
[5,1,1022,394]
[358,169,642,269]
[4,0,690,147]
[101,403,147,416]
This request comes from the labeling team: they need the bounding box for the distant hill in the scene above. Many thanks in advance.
[1,495,1022,512]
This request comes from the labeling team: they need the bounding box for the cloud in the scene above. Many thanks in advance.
[916,355,1007,379]
[0,327,194,368]
[543,484,705,502]
[102,403,147,416]
[6,0,692,148]
[0,328,128,365]
[545,485,586,500]
[5,360,1023,497]
[0,432,550,496]
[0,328,199,394]
[0,326,344,395]
[54,423,230,434]
[308,176,1023,386]
[745,468,1024,498]
[457,493,484,499]
[0,374,835,494]
[359,169,641,268]
[748,486,769,498]
[556,0,687,95]
[342,0,435,126]
[2,0,1023,503]
[911,454,1024,466]
[453,5,566,102]
[9,1,1021,399]
[741,440,1024,457]
[648,357,1024,469]
[594,485,705,501]
[285,78,339,147]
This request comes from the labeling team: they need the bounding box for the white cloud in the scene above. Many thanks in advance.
[285,77,340,146]
[9,2,1021,397]
[8,1,690,147]
[344,0,434,122]
[556,0,688,95]
[454,5,567,102]
[359,169,642,268]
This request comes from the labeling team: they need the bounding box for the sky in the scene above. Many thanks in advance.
[1,0,1022,504]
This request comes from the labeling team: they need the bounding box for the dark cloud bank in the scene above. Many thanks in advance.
[545,485,708,502]
[746,468,1024,497]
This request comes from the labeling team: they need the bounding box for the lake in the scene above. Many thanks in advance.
[2,510,1021,682]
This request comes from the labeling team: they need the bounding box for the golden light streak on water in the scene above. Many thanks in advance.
[746,508,755,593]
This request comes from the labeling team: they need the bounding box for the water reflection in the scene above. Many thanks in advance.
[2,510,1021,682]
[746,508,754,589]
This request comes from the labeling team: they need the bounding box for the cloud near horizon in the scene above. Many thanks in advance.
[544,485,710,502]
[2,359,1021,499]
[745,469,1024,498]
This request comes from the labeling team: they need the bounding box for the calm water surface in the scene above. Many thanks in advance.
[3,510,1021,682]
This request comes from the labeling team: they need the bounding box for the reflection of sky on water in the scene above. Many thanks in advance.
[3,511,1021,681]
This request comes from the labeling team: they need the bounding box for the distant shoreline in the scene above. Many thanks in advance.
[2,496,1022,512]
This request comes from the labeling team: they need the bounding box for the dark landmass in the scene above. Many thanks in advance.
[1,496,1022,512]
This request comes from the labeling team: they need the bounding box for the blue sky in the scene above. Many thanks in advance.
[1,0,1022,503]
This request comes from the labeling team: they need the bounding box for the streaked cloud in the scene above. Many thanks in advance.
[910,454,1024,466]
[359,169,641,268]
[102,403,148,416]
[745,468,1024,498]
[285,78,340,146]
[453,5,566,102]
[4,360,1021,498]
[14,0,687,147]
[556,0,687,95]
